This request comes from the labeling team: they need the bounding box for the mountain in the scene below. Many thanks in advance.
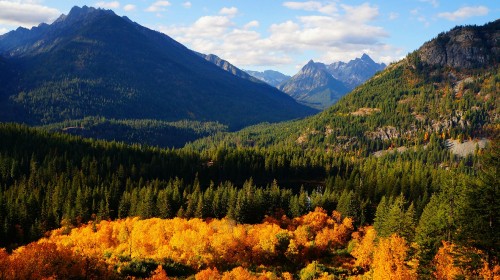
[327,53,386,90]
[0,6,316,130]
[188,20,499,155]
[278,60,349,109]
[418,23,499,68]
[244,70,291,87]
[276,54,385,110]
[199,53,263,84]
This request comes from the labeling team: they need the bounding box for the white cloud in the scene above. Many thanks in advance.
[219,7,238,17]
[438,6,489,21]
[145,1,171,12]
[182,2,191,8]
[0,1,60,27]
[283,1,337,15]
[123,4,136,11]
[95,1,120,9]
[341,3,378,22]
[0,27,8,35]
[244,20,259,29]
[420,0,439,8]
[160,2,398,69]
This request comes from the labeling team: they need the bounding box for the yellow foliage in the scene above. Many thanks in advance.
[148,265,170,280]
[371,234,417,280]
[196,267,222,280]
[351,226,376,270]
[433,241,500,280]
[221,267,261,280]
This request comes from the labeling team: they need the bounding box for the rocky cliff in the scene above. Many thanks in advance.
[418,20,499,69]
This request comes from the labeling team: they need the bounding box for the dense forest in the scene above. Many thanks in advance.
[0,123,498,278]
[41,117,228,148]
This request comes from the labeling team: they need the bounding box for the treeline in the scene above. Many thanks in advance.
[41,117,228,148]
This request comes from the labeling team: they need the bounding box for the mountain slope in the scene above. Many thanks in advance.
[327,53,386,90]
[245,70,291,87]
[0,6,316,130]
[278,60,349,109]
[188,20,499,154]
[200,53,263,84]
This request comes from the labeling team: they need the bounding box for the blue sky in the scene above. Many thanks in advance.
[0,0,498,74]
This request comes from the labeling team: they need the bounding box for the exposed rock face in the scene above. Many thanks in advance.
[201,53,263,84]
[418,20,499,69]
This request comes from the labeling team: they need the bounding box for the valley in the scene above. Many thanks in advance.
[0,4,498,280]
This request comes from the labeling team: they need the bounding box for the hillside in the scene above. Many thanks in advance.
[200,53,263,84]
[0,6,316,130]
[189,20,499,155]
[41,117,228,148]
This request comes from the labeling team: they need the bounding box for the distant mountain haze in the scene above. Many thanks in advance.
[244,70,291,87]
[0,6,316,130]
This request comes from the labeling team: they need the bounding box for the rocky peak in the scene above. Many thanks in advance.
[54,6,116,26]
[361,53,372,61]
[418,20,499,69]
[300,60,328,75]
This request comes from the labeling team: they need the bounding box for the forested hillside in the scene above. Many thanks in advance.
[189,21,499,155]
[41,117,228,148]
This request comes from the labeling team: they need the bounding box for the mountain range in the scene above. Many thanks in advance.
[0,6,315,132]
[277,54,386,109]
[244,70,291,87]
[202,54,385,110]
[278,60,350,109]
[327,53,386,90]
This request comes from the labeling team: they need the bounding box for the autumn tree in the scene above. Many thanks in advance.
[371,234,418,280]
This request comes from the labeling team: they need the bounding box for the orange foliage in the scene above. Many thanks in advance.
[221,267,266,280]
[3,240,112,279]
[148,265,170,280]
[39,207,355,272]
[0,248,10,279]
[351,226,376,270]
[196,267,222,280]
[0,207,442,279]
[281,272,294,280]
[371,234,417,280]
[434,241,500,280]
